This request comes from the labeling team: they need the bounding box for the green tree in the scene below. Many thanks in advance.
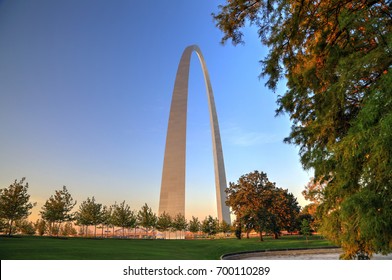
[172,213,187,239]
[301,219,312,244]
[0,178,36,236]
[76,197,103,238]
[201,215,219,237]
[219,220,231,238]
[89,198,103,238]
[214,0,392,259]
[137,203,157,237]
[112,201,136,237]
[188,216,201,238]
[75,198,92,236]
[60,222,77,236]
[276,189,301,235]
[297,211,315,234]
[156,211,172,239]
[34,219,47,236]
[101,205,113,238]
[15,219,36,235]
[40,186,76,236]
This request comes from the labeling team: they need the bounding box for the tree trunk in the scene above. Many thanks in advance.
[8,220,13,236]
[259,231,264,241]
[273,232,279,239]
[94,225,97,238]
[57,222,62,237]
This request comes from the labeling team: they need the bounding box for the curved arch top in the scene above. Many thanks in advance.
[159,45,231,223]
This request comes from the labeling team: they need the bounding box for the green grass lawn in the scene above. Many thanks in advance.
[0,235,334,260]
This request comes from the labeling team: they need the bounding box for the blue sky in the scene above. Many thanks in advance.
[0,0,312,221]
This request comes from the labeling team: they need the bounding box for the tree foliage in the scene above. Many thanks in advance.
[172,213,188,239]
[219,220,231,236]
[60,222,77,236]
[40,186,76,236]
[214,0,392,258]
[15,219,36,235]
[226,171,300,240]
[137,203,157,235]
[201,215,219,237]
[0,178,36,236]
[301,219,312,244]
[34,219,47,236]
[301,177,328,230]
[101,205,114,237]
[76,197,103,238]
[188,216,201,237]
[112,201,136,237]
[156,211,172,238]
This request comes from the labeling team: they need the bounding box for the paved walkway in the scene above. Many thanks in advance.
[223,248,392,260]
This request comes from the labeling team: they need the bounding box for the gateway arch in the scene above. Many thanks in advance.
[159,45,231,223]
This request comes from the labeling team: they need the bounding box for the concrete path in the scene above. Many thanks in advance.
[223,248,392,260]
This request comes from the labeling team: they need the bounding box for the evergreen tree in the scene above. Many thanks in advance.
[112,201,136,237]
[15,219,35,235]
[201,215,219,237]
[137,203,157,237]
[188,216,201,238]
[172,213,187,239]
[34,219,47,236]
[101,205,114,238]
[40,186,76,236]
[0,178,36,236]
[301,219,312,244]
[156,211,172,239]
[76,197,103,238]
[219,220,231,238]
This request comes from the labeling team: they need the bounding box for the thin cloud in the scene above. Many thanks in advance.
[222,123,281,147]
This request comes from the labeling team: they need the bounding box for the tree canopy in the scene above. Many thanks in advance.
[201,215,219,237]
[214,0,392,258]
[40,186,76,236]
[112,201,136,236]
[226,170,300,240]
[0,178,36,236]
[188,216,201,237]
[75,197,103,238]
[137,203,157,234]
[156,211,172,238]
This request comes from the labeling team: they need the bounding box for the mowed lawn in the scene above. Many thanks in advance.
[0,235,334,260]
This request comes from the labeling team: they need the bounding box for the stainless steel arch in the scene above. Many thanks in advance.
[159,45,231,223]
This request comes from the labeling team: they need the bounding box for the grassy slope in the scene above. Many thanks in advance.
[0,235,334,260]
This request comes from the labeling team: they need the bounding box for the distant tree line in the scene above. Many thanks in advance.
[1,174,314,239]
